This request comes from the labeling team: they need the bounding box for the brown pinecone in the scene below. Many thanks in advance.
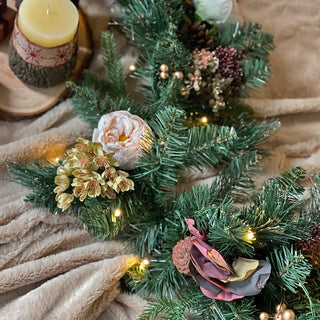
[172,236,194,276]
[215,45,243,97]
[181,21,215,50]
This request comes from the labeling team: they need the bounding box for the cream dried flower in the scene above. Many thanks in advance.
[54,138,134,211]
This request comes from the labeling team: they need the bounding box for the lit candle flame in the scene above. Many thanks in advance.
[46,1,50,14]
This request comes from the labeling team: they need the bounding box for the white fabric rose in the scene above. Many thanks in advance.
[92,111,150,170]
[193,0,233,25]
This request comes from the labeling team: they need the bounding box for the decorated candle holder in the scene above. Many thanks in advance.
[9,0,79,88]
[9,16,78,88]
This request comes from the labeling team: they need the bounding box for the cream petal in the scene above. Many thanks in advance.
[92,111,151,170]
[92,128,99,142]
[193,0,233,24]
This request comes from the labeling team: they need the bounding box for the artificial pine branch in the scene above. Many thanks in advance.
[66,81,102,128]
[217,23,275,60]
[184,124,237,169]
[218,150,261,200]
[138,285,258,320]
[67,30,145,127]
[101,31,128,98]
[240,59,272,95]
[120,0,184,52]
[79,195,130,240]
[120,0,191,106]
[307,172,320,225]
[265,246,313,315]
[211,299,257,320]
[268,246,311,293]
[138,252,187,298]
[82,69,111,94]
[237,168,311,251]
[228,117,280,151]
[205,202,256,258]
[101,94,149,120]
[8,161,59,213]
[134,106,188,192]
[289,265,320,319]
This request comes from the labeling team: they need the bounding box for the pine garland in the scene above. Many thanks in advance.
[7,0,320,319]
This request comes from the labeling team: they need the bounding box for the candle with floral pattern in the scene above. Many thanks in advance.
[8,0,79,87]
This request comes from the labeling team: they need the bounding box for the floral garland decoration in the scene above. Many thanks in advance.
[173,218,271,301]
[9,0,320,319]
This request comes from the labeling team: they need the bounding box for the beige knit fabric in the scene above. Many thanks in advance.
[0,0,319,319]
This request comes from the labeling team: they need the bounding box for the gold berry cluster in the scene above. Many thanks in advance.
[159,64,184,80]
[259,303,295,320]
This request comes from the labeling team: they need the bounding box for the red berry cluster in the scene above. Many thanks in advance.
[297,224,320,265]
[214,45,243,97]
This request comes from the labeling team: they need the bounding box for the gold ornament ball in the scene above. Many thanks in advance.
[160,72,169,79]
[160,64,169,72]
[181,89,190,97]
[281,310,295,320]
[275,304,287,313]
[173,71,184,80]
[259,312,269,320]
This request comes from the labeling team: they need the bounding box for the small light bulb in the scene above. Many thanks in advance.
[139,259,150,270]
[246,230,256,241]
[201,116,208,124]
[55,157,60,163]
[129,64,136,72]
[114,209,121,217]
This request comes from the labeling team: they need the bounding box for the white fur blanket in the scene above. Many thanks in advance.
[0,0,319,319]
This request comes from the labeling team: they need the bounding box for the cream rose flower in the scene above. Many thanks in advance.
[193,0,233,25]
[92,111,150,170]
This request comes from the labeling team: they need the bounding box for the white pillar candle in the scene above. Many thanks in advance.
[18,0,79,48]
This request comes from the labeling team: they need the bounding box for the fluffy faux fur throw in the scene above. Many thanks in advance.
[0,0,319,319]
[0,0,146,319]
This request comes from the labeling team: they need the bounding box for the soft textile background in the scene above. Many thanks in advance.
[0,0,319,319]
[0,1,146,319]
[187,0,320,188]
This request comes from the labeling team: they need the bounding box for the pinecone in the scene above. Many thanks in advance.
[172,236,194,276]
[181,21,215,51]
[214,46,243,97]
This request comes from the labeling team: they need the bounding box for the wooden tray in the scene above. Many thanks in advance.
[0,1,93,117]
